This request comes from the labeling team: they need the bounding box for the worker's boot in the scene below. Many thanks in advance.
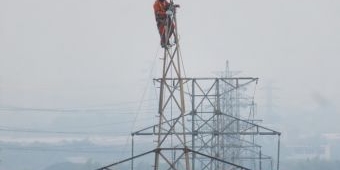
[172,34,177,44]
[161,34,168,48]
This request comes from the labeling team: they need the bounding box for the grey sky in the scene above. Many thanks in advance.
[0,0,339,144]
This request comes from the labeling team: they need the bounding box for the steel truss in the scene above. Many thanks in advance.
[96,0,280,169]
[97,148,250,170]
[96,77,281,170]
[131,78,281,170]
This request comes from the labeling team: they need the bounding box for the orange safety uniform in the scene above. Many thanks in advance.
[153,0,175,47]
[154,0,169,22]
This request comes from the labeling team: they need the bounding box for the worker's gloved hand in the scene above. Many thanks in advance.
[166,10,173,16]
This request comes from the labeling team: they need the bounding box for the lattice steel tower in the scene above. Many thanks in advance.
[96,1,281,170]
[153,0,190,169]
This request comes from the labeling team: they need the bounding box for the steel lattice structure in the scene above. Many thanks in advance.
[131,77,281,170]
[96,0,280,169]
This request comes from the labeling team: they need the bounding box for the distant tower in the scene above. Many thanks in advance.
[153,0,191,169]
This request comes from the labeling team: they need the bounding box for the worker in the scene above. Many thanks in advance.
[153,0,179,48]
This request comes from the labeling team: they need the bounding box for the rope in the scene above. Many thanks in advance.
[119,42,161,159]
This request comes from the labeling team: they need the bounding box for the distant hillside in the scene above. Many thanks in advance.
[43,161,99,170]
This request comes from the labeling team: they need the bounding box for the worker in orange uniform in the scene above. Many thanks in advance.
[153,0,179,48]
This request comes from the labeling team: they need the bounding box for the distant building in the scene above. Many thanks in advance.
[285,145,330,160]
[284,133,340,161]
[323,133,340,160]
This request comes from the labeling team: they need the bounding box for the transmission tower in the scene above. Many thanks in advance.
[96,1,280,170]
[153,0,190,169]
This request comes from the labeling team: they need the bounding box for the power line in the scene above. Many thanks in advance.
[0,105,158,115]
[1,145,128,154]
[0,126,125,135]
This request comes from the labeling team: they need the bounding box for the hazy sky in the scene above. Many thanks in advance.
[0,0,339,145]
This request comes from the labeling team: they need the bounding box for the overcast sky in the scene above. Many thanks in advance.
[0,0,339,146]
